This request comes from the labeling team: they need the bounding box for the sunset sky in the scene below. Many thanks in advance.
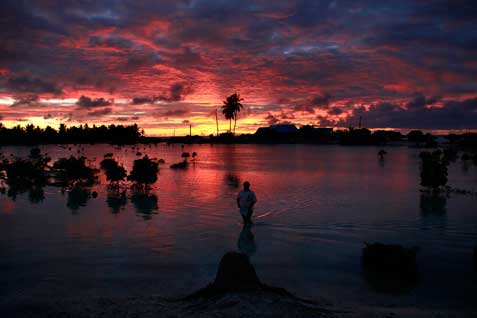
[1,0,476,136]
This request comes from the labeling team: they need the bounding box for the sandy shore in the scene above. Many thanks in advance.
[2,291,476,318]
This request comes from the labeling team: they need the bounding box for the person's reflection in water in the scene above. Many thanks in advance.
[106,189,127,214]
[130,190,158,220]
[238,224,256,257]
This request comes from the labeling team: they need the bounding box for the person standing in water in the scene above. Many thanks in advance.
[237,181,257,224]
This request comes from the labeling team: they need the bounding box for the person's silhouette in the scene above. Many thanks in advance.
[237,181,257,224]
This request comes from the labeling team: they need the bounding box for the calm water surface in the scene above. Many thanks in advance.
[1,144,477,309]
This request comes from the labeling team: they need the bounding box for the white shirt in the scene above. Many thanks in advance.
[237,190,257,216]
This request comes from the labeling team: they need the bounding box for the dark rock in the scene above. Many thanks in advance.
[362,242,419,293]
[213,252,261,291]
[186,252,297,300]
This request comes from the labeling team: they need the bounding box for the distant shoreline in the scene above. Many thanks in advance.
[1,123,476,148]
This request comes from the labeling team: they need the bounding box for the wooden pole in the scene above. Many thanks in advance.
[216,107,219,136]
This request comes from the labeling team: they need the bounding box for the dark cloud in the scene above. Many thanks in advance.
[161,108,190,117]
[89,36,134,49]
[0,0,476,130]
[265,113,279,125]
[87,107,113,117]
[294,93,332,113]
[10,94,39,107]
[171,47,203,68]
[312,93,332,108]
[132,96,157,105]
[76,96,113,108]
[132,83,192,104]
[157,83,192,102]
[335,97,477,130]
[327,107,343,116]
[2,76,62,94]
[123,52,161,71]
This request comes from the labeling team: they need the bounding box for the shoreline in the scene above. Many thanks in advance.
[3,292,476,318]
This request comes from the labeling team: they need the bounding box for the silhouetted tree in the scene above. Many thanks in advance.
[127,156,159,189]
[53,156,97,185]
[0,123,141,145]
[181,152,190,161]
[100,158,127,185]
[419,150,448,191]
[407,130,425,143]
[221,93,243,134]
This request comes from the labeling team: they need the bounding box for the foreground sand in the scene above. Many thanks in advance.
[2,291,476,318]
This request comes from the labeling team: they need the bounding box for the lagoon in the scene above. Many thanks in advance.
[1,144,477,311]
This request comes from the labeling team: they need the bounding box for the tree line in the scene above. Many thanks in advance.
[0,123,142,145]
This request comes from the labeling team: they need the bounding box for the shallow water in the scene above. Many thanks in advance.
[1,144,477,309]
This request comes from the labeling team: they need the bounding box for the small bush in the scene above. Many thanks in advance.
[128,156,159,188]
[419,150,448,191]
[100,158,127,184]
[53,156,97,184]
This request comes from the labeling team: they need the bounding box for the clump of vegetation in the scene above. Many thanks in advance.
[170,161,188,169]
[170,152,192,169]
[127,156,159,189]
[181,152,190,161]
[100,158,127,185]
[3,158,49,186]
[0,149,50,203]
[53,156,98,185]
[419,150,448,192]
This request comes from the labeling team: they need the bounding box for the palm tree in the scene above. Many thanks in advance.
[221,93,244,134]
